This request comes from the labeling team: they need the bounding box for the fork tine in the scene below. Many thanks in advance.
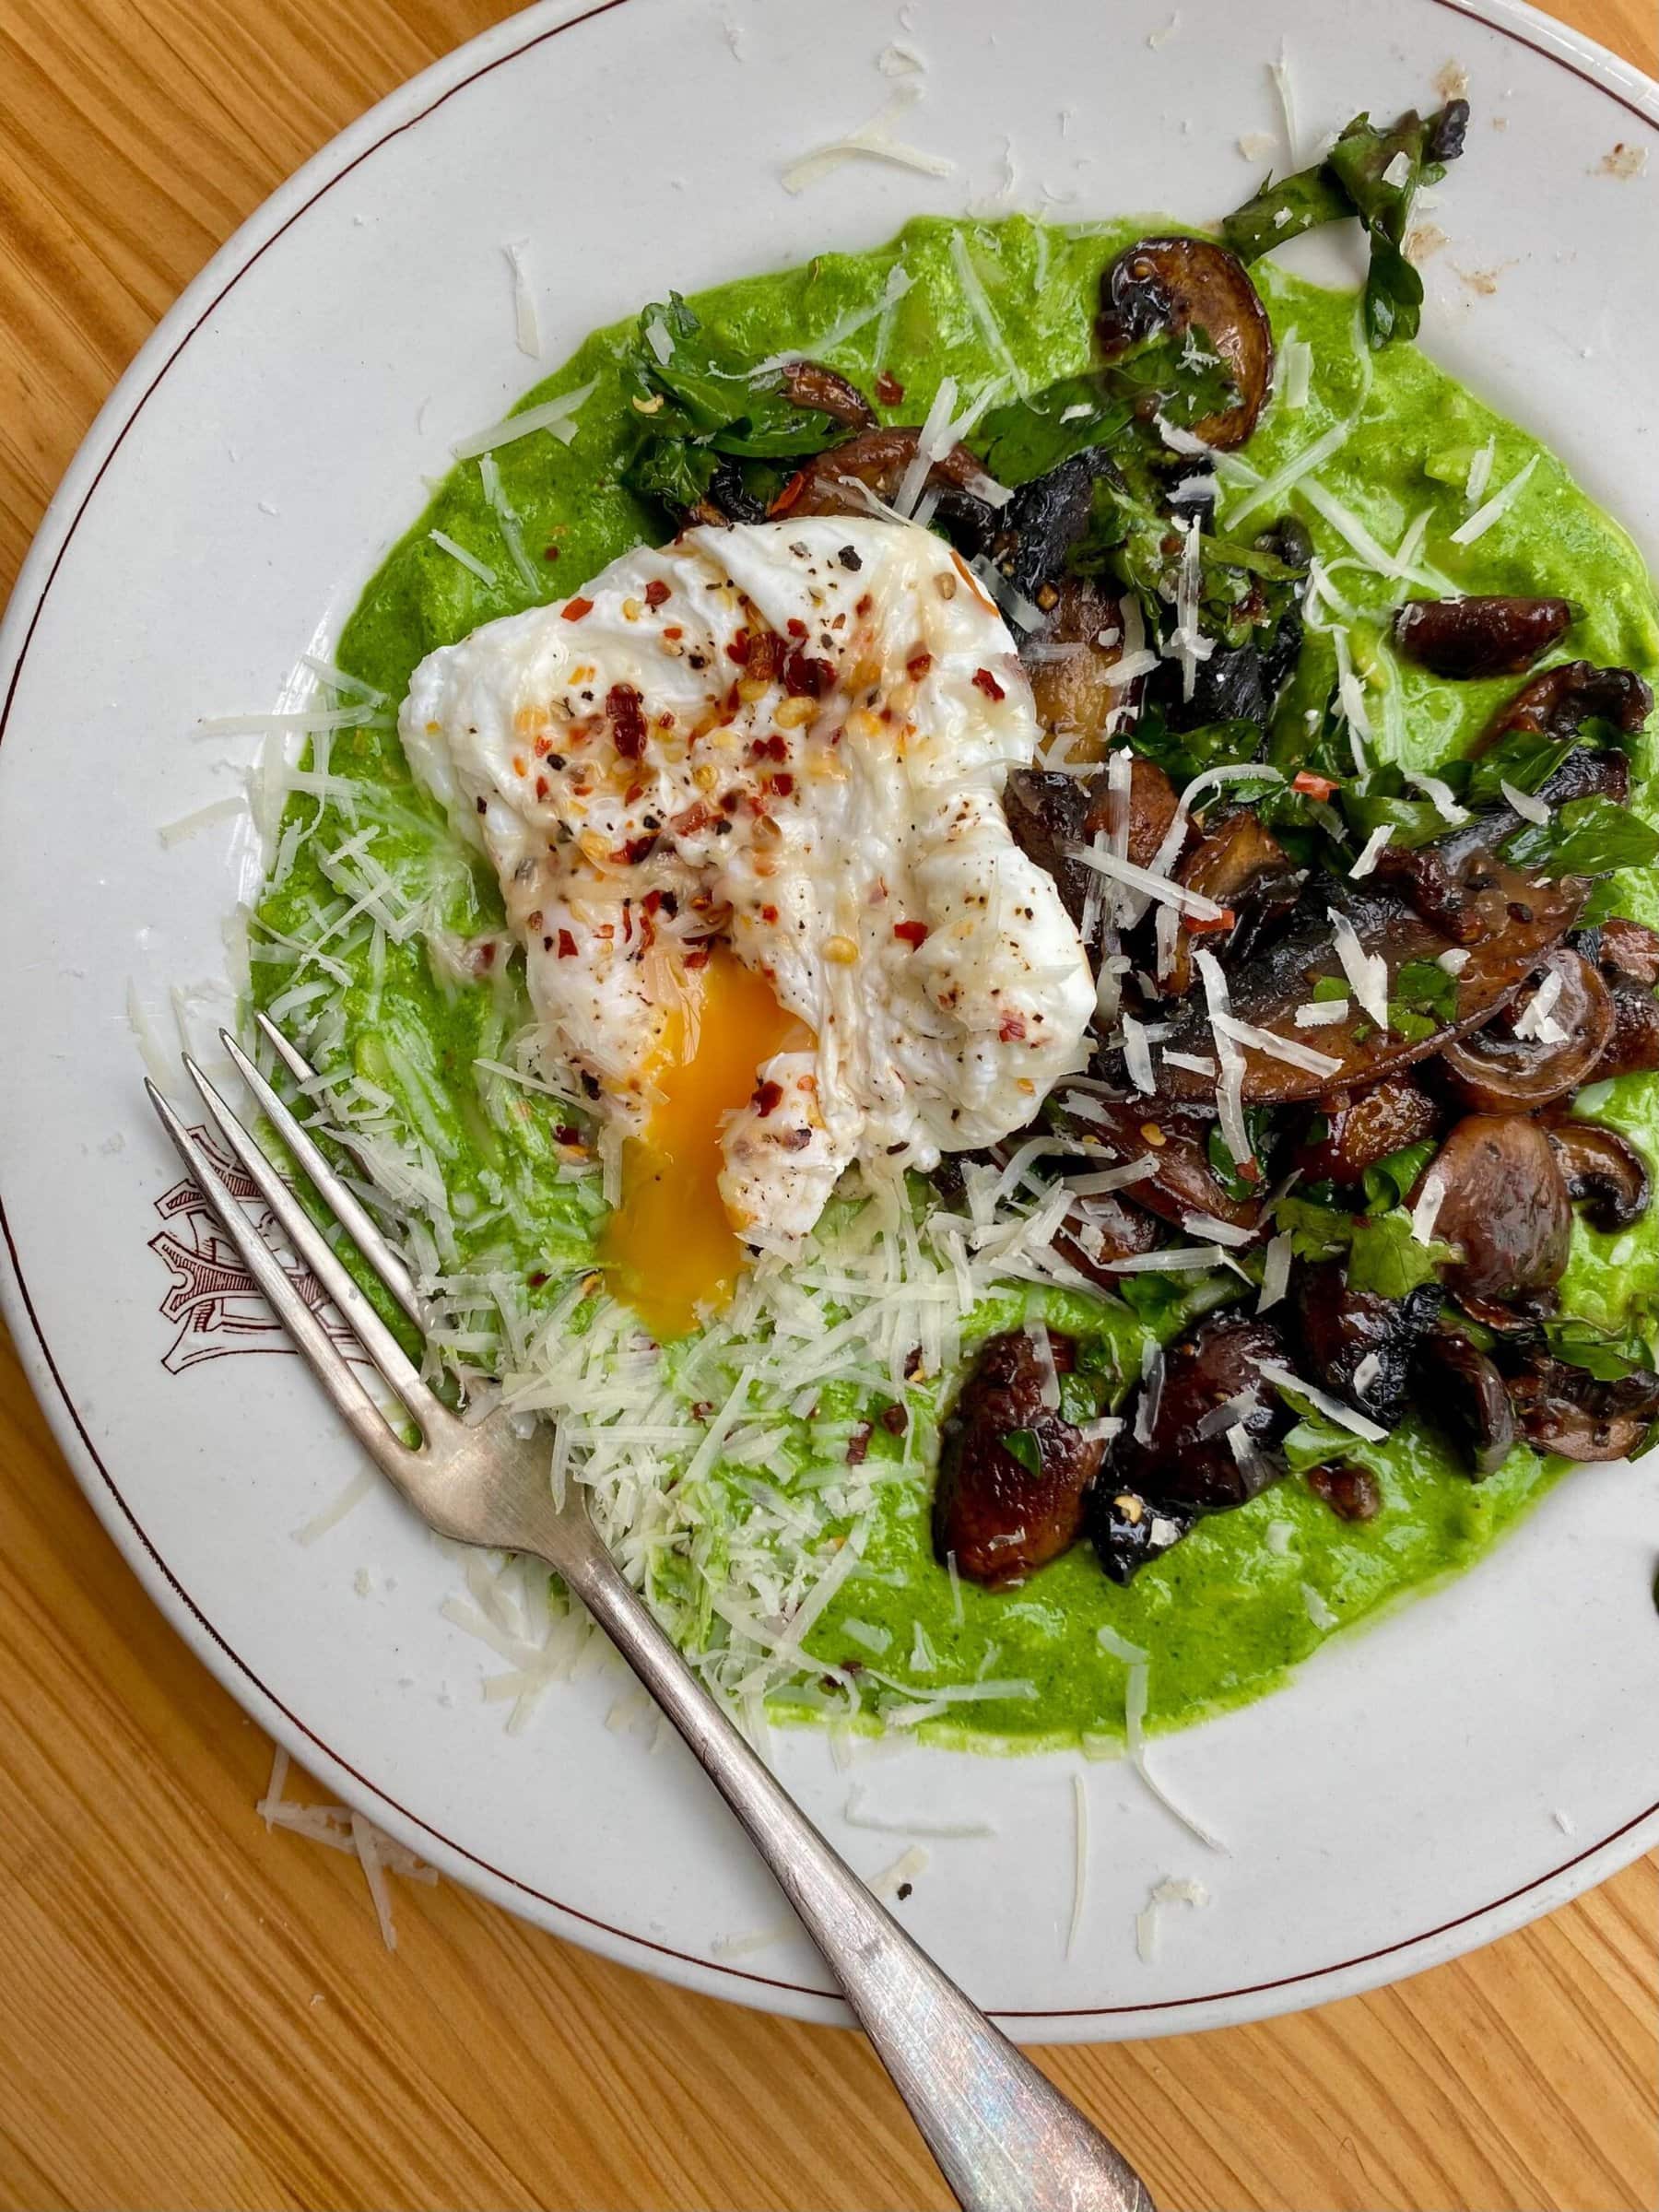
[239,1016,420,1323]
[182,1053,442,1431]
[146,1081,420,1477]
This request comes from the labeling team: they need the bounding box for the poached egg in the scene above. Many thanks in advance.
[401,518,1093,1337]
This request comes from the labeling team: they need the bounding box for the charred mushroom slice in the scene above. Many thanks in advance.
[1501,1350,1659,1462]
[1096,237,1274,448]
[1412,1330,1516,1476]
[1597,916,1659,986]
[1415,1114,1572,1302]
[1159,807,1305,997]
[1053,1095,1261,1235]
[1592,973,1659,1081]
[775,359,877,429]
[1149,858,1587,1107]
[1021,577,1139,759]
[1100,1312,1293,1519]
[1439,947,1614,1113]
[933,1328,1106,1588]
[781,427,996,547]
[993,446,1126,607]
[1293,1074,1443,1186]
[1092,1489,1194,1583]
[1394,595,1574,679]
[1292,1261,1441,1427]
[1053,1191,1163,1288]
[1004,759,1181,924]
[1307,1465,1382,1521]
[1477,660,1653,754]
[1547,1120,1651,1232]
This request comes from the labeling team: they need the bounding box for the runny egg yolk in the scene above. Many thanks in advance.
[599,947,811,1341]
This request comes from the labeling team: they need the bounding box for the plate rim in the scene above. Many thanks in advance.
[2,0,1656,2039]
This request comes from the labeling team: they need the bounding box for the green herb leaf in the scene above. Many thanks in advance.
[1501,796,1659,877]
[1347,1207,1448,1297]
[1464,726,1579,808]
[1543,1318,1655,1382]
[1281,1410,1359,1475]
[1002,1427,1043,1475]
[979,378,1133,485]
[1361,1136,1439,1214]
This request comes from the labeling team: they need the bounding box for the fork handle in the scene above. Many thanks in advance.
[546,1520,1154,2212]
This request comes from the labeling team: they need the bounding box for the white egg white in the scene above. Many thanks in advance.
[400,517,1094,1249]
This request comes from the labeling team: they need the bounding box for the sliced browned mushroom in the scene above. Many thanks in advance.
[933,1328,1105,1588]
[1094,1312,1292,1535]
[1053,1191,1162,1288]
[1292,1074,1444,1186]
[1004,759,1181,922]
[1159,807,1305,997]
[775,359,876,429]
[1501,1349,1659,1462]
[1307,1465,1382,1521]
[1149,858,1586,1107]
[1413,1330,1516,1476]
[1585,918,1659,1081]
[1597,916,1659,985]
[1096,236,1273,448]
[1021,577,1139,759]
[992,446,1125,606]
[1393,595,1574,679]
[1052,1095,1261,1235]
[1291,1261,1441,1427]
[1547,1120,1651,1231]
[1439,947,1614,1112]
[1476,660,1653,755]
[1415,1114,1572,1301]
[780,427,995,545]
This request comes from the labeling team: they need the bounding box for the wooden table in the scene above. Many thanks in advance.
[1,2,1655,2205]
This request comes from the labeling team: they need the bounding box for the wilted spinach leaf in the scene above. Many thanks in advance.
[1501,795,1659,877]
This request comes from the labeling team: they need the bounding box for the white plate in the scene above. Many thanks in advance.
[3,0,1657,2041]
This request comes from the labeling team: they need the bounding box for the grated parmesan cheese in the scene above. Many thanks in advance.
[1451,453,1538,545]
[782,85,956,194]
[452,380,596,461]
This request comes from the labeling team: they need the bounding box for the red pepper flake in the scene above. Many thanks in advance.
[557,929,577,959]
[552,1129,581,1148]
[752,1078,783,1116]
[1292,771,1340,799]
[906,651,933,682]
[845,1421,873,1465]
[726,628,752,665]
[543,545,560,562]
[684,943,712,970]
[879,1401,908,1434]
[783,646,834,698]
[785,618,807,640]
[769,469,807,517]
[760,902,779,924]
[747,629,782,684]
[854,593,873,618]
[998,1014,1028,1041]
[528,1268,550,1287]
[770,772,795,797]
[621,833,658,865]
[875,370,905,406]
[893,920,930,947]
[561,595,594,621]
[643,578,671,608]
[972,667,1006,701]
[1186,908,1237,935]
[663,624,684,641]
[607,682,646,759]
[671,800,712,836]
[534,775,549,800]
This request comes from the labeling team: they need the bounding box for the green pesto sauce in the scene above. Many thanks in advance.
[257,216,1659,1749]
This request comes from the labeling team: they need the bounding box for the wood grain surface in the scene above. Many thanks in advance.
[1,3,1656,2206]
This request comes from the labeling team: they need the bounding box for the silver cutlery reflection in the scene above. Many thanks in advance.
[147,1014,1155,2212]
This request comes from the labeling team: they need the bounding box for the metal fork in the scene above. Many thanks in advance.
[146,1014,1154,2212]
